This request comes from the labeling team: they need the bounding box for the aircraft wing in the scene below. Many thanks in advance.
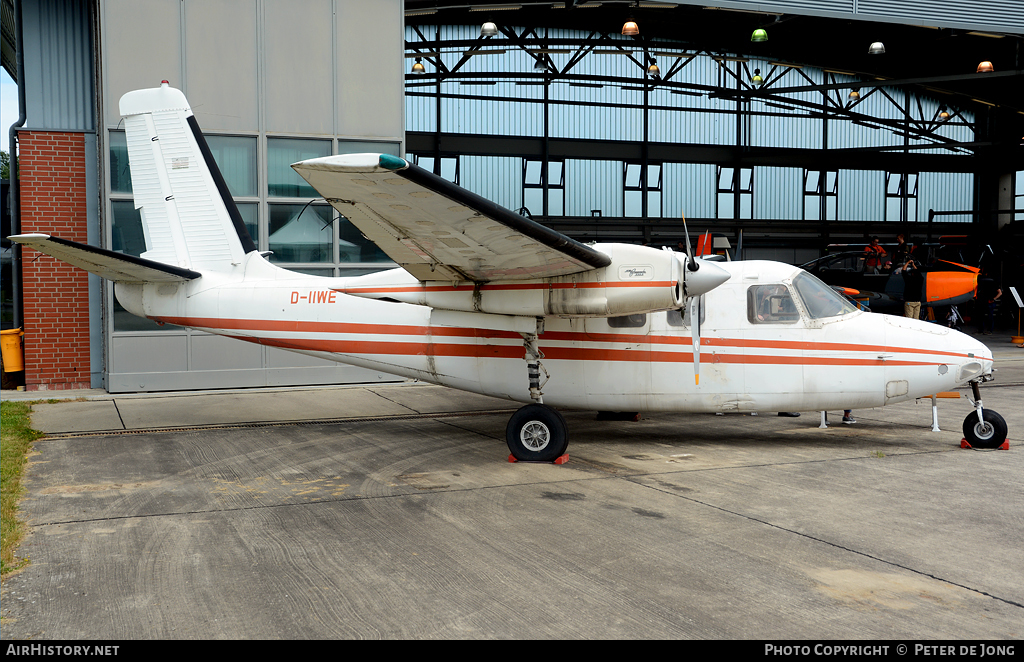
[291,154,611,282]
[9,234,201,282]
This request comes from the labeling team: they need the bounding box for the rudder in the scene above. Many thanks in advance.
[118,81,256,272]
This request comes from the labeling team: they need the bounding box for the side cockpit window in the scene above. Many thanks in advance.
[748,284,799,324]
[793,272,858,319]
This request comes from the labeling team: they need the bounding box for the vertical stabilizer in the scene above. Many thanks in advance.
[118,82,256,271]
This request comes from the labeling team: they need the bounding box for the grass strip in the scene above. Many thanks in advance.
[1,401,43,578]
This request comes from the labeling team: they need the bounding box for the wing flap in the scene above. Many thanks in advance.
[10,234,201,282]
[292,154,610,282]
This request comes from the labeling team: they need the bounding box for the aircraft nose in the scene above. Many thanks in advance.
[950,328,993,382]
[684,258,731,296]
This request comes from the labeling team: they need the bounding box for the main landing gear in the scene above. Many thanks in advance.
[962,378,1007,449]
[506,322,569,463]
[506,404,569,462]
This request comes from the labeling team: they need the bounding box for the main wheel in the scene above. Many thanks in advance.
[506,404,569,462]
[962,410,1007,449]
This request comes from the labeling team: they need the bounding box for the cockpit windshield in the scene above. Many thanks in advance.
[792,271,858,319]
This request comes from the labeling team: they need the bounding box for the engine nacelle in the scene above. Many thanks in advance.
[539,243,685,317]
[341,243,724,318]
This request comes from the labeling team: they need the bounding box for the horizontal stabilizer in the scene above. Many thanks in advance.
[9,234,201,282]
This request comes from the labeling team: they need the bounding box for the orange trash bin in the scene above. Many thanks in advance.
[1,328,25,372]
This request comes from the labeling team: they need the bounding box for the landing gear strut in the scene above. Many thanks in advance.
[962,378,1007,449]
[506,321,568,462]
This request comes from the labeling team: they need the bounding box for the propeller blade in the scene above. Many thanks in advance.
[691,295,702,386]
[681,213,697,272]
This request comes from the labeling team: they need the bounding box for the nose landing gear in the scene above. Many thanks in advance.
[962,378,1008,449]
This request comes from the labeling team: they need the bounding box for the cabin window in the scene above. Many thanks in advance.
[608,314,647,328]
[666,299,705,327]
[747,284,799,324]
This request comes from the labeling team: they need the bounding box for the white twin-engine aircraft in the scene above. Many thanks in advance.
[11,83,1007,460]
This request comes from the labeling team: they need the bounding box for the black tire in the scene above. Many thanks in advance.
[962,410,1007,449]
[506,404,569,462]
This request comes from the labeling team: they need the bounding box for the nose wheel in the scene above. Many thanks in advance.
[962,410,1007,449]
[506,404,569,462]
[962,379,1008,449]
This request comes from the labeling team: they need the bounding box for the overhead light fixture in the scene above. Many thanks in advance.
[622,19,639,36]
[751,68,763,87]
[751,28,767,42]
[976,60,995,73]
[647,59,661,77]
[938,105,950,120]
[480,22,498,37]
[411,57,426,74]
[534,58,548,72]
[848,88,861,101]
[868,42,885,54]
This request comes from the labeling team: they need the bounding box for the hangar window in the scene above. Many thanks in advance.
[109,131,133,194]
[624,162,662,218]
[207,136,258,197]
[523,159,564,217]
[268,138,331,197]
[207,136,259,241]
[885,172,918,222]
[803,170,837,221]
[747,284,799,324]
[413,155,460,184]
[716,167,753,220]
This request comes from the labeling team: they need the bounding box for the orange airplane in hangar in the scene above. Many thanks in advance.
[687,234,980,314]
[799,247,979,313]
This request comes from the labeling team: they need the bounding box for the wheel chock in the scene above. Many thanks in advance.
[507,454,570,464]
[960,438,1010,450]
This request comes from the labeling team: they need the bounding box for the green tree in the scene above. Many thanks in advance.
[1,150,9,180]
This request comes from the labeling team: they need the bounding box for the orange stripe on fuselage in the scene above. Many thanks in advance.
[158,315,986,366]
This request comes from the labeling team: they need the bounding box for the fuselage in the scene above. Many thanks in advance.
[114,250,994,413]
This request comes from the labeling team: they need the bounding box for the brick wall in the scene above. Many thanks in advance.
[18,131,91,391]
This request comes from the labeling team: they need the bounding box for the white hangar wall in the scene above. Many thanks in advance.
[99,0,406,392]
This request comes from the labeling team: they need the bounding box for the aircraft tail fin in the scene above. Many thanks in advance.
[117,81,257,272]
